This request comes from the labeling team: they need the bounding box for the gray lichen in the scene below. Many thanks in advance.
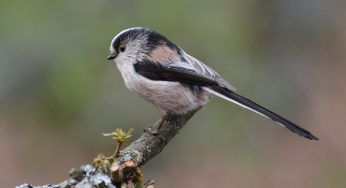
[16,165,115,188]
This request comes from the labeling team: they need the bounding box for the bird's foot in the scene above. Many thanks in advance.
[144,115,168,144]
[144,127,159,135]
[144,128,167,144]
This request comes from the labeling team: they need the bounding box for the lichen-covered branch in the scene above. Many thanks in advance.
[118,109,199,167]
[17,109,199,188]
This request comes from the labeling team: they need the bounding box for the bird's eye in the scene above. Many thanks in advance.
[119,45,125,52]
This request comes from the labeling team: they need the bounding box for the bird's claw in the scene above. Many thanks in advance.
[144,127,159,135]
[144,128,167,144]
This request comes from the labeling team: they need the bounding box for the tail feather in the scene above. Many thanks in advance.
[203,86,318,140]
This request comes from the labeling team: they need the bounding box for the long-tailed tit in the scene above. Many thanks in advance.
[107,27,318,140]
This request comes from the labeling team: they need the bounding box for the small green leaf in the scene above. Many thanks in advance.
[103,128,134,143]
[135,180,143,188]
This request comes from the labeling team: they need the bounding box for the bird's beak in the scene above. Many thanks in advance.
[107,51,117,60]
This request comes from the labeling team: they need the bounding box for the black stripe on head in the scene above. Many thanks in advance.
[112,27,182,55]
[112,28,149,52]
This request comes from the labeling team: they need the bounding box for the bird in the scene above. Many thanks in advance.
[107,27,318,140]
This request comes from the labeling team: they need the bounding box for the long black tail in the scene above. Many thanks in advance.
[203,86,318,140]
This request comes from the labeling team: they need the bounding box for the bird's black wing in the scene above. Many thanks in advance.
[134,60,218,86]
[133,60,318,141]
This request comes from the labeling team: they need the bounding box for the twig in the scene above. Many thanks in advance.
[16,108,200,188]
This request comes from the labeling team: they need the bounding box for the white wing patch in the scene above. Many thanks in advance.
[183,53,218,77]
[183,52,236,91]
[169,62,195,71]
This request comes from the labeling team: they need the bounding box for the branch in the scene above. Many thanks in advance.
[17,109,199,188]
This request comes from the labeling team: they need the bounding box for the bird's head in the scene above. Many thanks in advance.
[107,27,182,65]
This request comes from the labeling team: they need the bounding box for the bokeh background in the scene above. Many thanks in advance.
[1,0,345,187]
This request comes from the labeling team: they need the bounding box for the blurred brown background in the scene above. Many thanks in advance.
[1,0,345,187]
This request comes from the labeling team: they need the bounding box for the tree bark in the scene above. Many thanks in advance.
[17,109,199,188]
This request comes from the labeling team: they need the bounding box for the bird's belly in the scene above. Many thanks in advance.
[116,62,212,114]
[135,79,212,114]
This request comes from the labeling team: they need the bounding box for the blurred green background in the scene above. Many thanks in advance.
[1,0,345,187]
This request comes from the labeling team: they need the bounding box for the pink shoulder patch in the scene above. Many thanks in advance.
[148,45,178,62]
